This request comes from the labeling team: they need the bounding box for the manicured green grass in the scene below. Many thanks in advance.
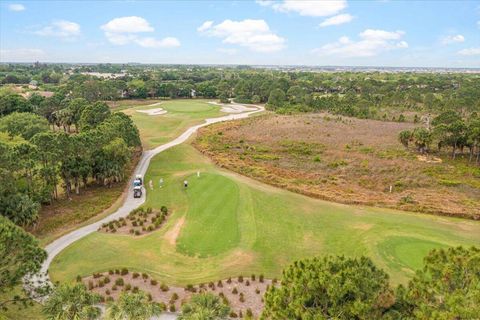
[50,144,480,287]
[122,99,223,149]
[177,173,241,257]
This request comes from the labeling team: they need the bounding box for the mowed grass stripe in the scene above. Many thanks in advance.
[177,173,241,257]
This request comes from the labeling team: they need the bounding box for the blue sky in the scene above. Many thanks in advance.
[1,0,479,67]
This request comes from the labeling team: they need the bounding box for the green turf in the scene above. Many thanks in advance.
[122,99,223,149]
[177,173,241,257]
[50,143,480,286]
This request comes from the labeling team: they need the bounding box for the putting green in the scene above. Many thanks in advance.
[122,99,223,149]
[50,143,480,286]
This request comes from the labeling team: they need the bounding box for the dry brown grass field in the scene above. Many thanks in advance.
[194,113,480,219]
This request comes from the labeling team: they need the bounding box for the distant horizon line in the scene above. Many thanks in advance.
[0,61,479,71]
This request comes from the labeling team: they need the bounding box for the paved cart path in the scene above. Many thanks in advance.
[28,103,264,307]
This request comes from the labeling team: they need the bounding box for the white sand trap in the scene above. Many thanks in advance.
[136,108,167,116]
[209,101,258,114]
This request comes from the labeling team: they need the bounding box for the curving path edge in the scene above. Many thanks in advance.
[28,102,265,296]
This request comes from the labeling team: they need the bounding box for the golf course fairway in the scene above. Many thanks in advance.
[50,142,480,286]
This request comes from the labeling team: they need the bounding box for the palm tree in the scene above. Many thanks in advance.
[179,293,230,320]
[105,291,162,320]
[43,283,101,320]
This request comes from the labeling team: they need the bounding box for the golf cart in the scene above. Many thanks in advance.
[133,174,143,187]
[133,186,142,198]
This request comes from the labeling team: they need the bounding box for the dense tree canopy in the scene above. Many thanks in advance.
[262,256,394,320]
[43,283,101,320]
[179,293,230,320]
[105,291,162,320]
[395,246,480,319]
[0,215,46,297]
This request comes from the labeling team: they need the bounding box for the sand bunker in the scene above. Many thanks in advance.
[209,101,258,114]
[136,108,167,116]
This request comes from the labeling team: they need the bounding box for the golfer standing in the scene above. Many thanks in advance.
[184,180,188,188]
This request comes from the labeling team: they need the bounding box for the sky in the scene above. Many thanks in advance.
[0,0,479,67]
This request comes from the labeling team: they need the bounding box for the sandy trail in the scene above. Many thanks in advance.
[164,216,185,245]
[27,102,265,304]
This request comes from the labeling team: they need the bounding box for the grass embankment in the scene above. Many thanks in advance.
[50,143,480,287]
[122,99,223,149]
[194,113,480,218]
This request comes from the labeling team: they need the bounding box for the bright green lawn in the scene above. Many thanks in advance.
[122,99,223,149]
[50,144,480,286]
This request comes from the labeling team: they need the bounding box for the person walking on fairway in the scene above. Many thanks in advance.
[184,180,188,188]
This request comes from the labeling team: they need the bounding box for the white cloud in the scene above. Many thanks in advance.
[313,29,408,57]
[34,20,80,40]
[268,0,347,17]
[101,16,154,33]
[0,48,46,62]
[135,37,180,48]
[8,3,25,11]
[101,16,180,49]
[458,47,480,56]
[198,19,286,52]
[256,0,274,7]
[319,13,353,27]
[441,34,465,45]
[197,21,213,32]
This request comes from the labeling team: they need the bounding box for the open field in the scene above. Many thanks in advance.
[50,143,480,288]
[121,99,223,149]
[194,113,480,218]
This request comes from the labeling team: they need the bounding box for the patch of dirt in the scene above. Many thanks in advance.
[83,271,275,317]
[352,223,373,231]
[417,155,442,163]
[136,107,167,116]
[164,216,185,245]
[99,206,169,236]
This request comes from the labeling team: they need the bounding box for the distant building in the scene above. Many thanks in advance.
[191,89,196,98]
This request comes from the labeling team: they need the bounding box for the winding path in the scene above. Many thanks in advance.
[30,102,264,294]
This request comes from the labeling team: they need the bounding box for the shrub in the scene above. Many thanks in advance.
[232,287,238,294]
[106,296,114,302]
[132,221,137,227]
[99,296,105,303]
[185,284,194,292]
[112,285,117,291]
[239,310,243,318]
[147,293,152,301]
[272,278,278,284]
[120,268,128,275]
[259,274,264,283]
[217,280,223,287]
[161,283,169,292]
[93,273,102,279]
[129,229,134,234]
[169,304,176,312]
[171,293,179,301]
[132,286,139,293]
[229,311,238,318]
[251,274,256,281]
[147,225,154,232]
[76,275,82,282]
[103,276,110,284]
[115,278,124,286]
[142,273,148,279]
[106,289,110,295]
[115,269,120,275]
[132,272,139,279]
[88,280,94,290]
[238,275,243,283]
[246,308,253,318]
[150,279,158,286]
[124,283,131,291]
[159,302,167,311]
[160,206,168,214]
[134,230,140,236]
[245,280,250,286]
[111,228,116,233]
[98,279,104,287]
[255,288,260,294]
[146,207,153,213]
[108,269,114,275]
[227,277,232,284]
[239,293,245,302]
